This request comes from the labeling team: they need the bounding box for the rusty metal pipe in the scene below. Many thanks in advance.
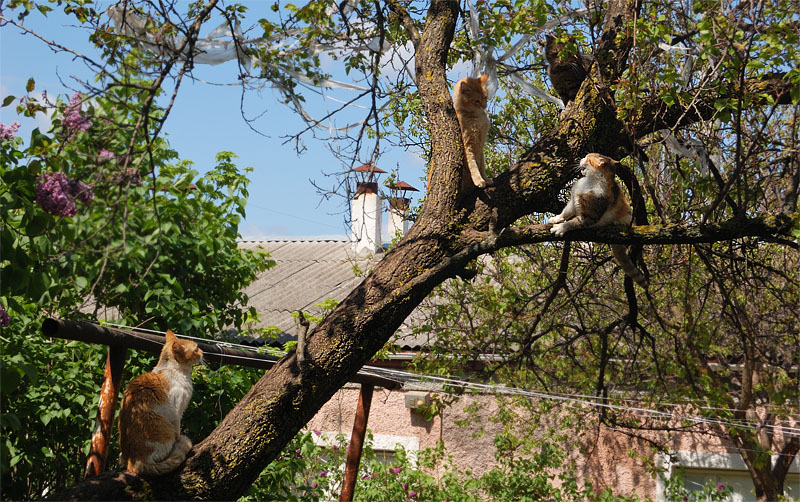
[84,345,127,478]
[339,383,374,502]
[41,318,399,389]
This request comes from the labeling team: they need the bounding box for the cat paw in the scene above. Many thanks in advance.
[550,222,569,236]
[472,177,487,188]
[177,435,193,450]
[549,215,565,224]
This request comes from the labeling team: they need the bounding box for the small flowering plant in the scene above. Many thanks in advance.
[242,430,348,501]
[662,468,733,502]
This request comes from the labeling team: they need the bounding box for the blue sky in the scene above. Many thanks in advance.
[0,4,428,240]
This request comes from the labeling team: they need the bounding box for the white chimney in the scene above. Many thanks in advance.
[385,181,418,241]
[351,182,382,253]
[388,197,410,239]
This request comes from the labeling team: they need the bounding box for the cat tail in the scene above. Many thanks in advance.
[130,435,192,476]
[463,142,488,188]
[610,244,648,288]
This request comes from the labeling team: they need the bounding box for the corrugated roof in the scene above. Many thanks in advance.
[239,239,434,350]
[240,240,379,335]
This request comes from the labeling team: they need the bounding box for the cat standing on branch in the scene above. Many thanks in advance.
[118,330,203,476]
[453,74,492,188]
[549,153,649,288]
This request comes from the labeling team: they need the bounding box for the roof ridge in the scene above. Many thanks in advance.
[238,238,350,243]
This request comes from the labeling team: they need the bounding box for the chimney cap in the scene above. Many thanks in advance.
[385,180,419,192]
[352,163,387,174]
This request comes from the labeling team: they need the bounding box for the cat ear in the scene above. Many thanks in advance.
[479,74,489,84]
[165,329,177,344]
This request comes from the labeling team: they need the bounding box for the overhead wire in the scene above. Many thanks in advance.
[97,322,800,441]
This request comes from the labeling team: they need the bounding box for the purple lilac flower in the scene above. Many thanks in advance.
[389,467,403,475]
[0,305,10,327]
[311,482,318,489]
[716,482,725,492]
[361,474,371,481]
[36,172,77,216]
[407,490,417,499]
[62,93,92,133]
[35,172,94,217]
[319,470,328,478]
[332,445,339,451]
[0,121,21,140]
[98,149,116,160]
[312,429,321,436]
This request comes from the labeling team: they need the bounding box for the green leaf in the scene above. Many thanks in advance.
[26,78,35,93]
[2,95,16,107]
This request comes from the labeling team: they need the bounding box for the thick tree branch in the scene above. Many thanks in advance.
[632,73,797,136]
[499,213,799,247]
[386,0,421,49]
[772,436,800,484]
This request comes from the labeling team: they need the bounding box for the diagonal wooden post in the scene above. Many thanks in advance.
[339,383,374,502]
[84,345,127,479]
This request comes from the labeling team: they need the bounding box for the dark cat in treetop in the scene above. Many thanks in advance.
[545,33,594,106]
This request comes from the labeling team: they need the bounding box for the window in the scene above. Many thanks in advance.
[313,432,420,466]
[657,451,800,502]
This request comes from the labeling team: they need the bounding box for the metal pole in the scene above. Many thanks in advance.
[84,345,127,478]
[339,383,374,502]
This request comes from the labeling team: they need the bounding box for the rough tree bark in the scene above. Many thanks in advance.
[50,0,798,499]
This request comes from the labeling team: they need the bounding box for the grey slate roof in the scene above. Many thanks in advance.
[238,239,433,350]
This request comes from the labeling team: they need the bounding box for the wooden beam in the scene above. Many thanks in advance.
[339,383,374,502]
[41,318,400,389]
[84,345,127,478]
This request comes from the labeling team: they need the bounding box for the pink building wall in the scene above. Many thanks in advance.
[307,386,660,499]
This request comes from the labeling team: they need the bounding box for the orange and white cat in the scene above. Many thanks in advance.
[118,329,203,476]
[453,74,491,188]
[549,153,648,288]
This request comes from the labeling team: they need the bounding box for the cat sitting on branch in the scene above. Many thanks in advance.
[118,329,203,476]
[549,153,649,288]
